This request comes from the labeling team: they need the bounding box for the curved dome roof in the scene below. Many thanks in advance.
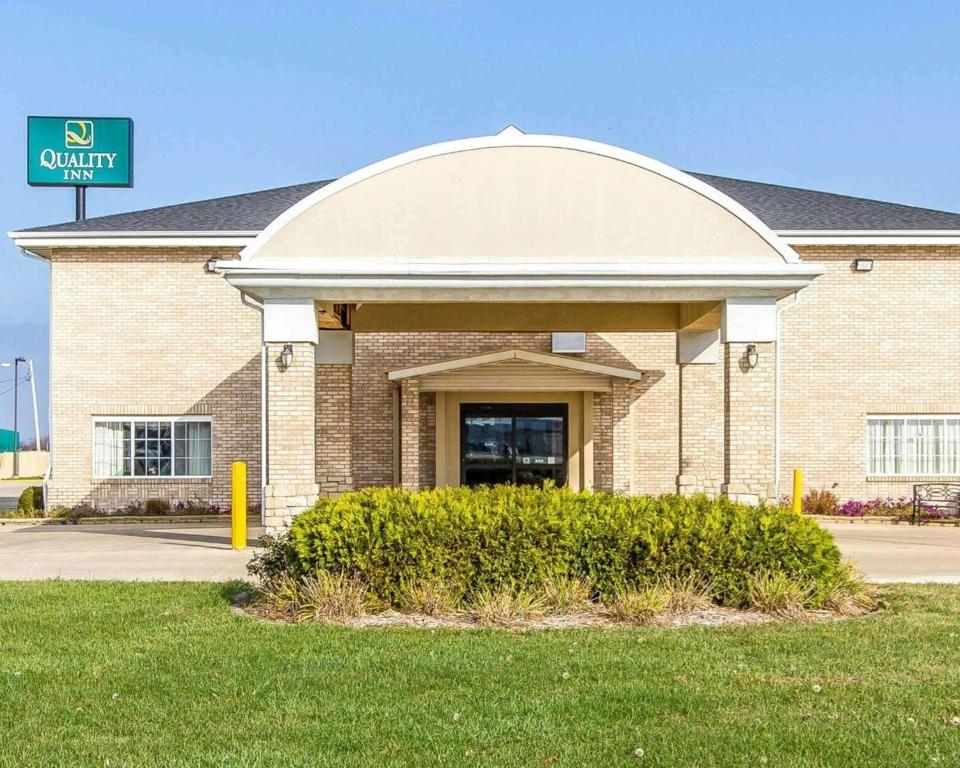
[241,128,798,268]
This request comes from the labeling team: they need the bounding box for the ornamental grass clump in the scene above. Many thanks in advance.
[256,571,370,623]
[660,574,716,613]
[538,575,594,615]
[470,585,545,627]
[286,485,845,611]
[604,585,671,625]
[819,563,879,616]
[746,570,813,618]
[400,578,462,617]
[801,489,839,516]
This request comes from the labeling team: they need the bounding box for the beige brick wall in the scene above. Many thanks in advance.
[782,246,960,502]
[56,243,957,516]
[399,378,422,490]
[315,363,353,494]
[48,248,261,511]
[344,331,679,493]
[678,359,724,495]
[723,342,776,502]
[265,342,315,484]
[264,341,319,530]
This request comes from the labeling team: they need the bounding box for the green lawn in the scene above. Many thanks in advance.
[0,583,958,767]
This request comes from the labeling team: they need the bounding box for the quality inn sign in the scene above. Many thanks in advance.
[27,116,133,187]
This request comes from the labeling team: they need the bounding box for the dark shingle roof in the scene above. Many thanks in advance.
[16,172,960,234]
[22,180,334,233]
[688,173,960,230]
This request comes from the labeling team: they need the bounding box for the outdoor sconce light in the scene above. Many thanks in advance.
[854,259,874,272]
[280,343,294,370]
[745,344,759,370]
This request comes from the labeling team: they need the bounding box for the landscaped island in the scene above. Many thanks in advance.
[249,486,875,626]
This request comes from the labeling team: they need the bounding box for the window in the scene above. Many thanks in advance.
[93,417,212,478]
[460,404,567,487]
[867,416,960,476]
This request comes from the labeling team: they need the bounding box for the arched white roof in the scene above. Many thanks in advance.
[239,127,800,267]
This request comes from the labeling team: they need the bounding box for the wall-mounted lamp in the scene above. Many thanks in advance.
[854,259,874,272]
[745,344,759,370]
[280,343,294,370]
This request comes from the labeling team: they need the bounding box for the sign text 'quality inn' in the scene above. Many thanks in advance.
[27,116,133,187]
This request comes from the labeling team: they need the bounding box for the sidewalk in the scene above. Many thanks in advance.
[0,522,262,581]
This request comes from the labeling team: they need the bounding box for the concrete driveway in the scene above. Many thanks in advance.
[821,520,960,583]
[0,519,957,583]
[0,522,262,581]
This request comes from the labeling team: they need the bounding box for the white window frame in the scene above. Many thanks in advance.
[92,416,213,479]
[866,414,960,478]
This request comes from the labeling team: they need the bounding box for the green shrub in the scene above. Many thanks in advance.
[287,486,843,608]
[16,486,44,518]
[143,498,172,516]
[63,503,104,523]
[248,534,298,583]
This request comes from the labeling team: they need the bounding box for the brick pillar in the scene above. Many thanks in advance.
[316,363,353,496]
[677,361,725,496]
[611,379,633,494]
[400,379,421,490]
[264,342,319,532]
[722,342,776,503]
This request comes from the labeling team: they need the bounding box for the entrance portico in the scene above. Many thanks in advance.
[213,128,822,530]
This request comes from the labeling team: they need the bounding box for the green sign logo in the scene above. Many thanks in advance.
[27,116,133,187]
[64,120,94,149]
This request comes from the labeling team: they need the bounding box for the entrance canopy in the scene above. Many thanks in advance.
[387,348,647,392]
[214,127,822,304]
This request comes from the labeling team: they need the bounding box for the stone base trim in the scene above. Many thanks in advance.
[676,474,720,497]
[263,482,319,532]
[721,483,760,505]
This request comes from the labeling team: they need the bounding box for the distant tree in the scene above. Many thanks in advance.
[19,436,50,451]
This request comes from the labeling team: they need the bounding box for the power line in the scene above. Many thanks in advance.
[0,378,30,397]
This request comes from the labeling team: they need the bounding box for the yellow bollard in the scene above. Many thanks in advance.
[791,468,804,515]
[231,461,247,550]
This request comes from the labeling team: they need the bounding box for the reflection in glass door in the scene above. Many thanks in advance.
[460,404,568,487]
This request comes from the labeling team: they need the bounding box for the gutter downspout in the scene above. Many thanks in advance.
[41,252,51,514]
[774,292,801,501]
[240,291,267,521]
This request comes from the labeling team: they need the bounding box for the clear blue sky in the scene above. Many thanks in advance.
[2,1,960,436]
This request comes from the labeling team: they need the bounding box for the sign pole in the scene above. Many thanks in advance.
[75,185,86,222]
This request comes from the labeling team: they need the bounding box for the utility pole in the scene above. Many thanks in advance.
[27,359,40,452]
[12,357,21,477]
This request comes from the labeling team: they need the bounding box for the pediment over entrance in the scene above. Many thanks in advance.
[387,349,646,392]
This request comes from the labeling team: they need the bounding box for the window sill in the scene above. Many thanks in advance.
[93,476,213,483]
[866,475,960,483]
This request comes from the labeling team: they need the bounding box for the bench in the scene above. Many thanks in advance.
[913,483,960,524]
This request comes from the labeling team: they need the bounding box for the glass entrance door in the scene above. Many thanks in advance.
[460,403,568,487]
